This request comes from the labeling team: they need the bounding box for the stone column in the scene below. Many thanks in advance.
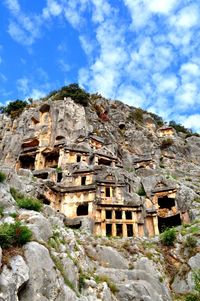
[132,211,139,237]
[88,202,93,217]
[122,224,127,237]
[101,209,106,236]
[112,223,116,237]
[122,211,127,237]
[153,215,159,235]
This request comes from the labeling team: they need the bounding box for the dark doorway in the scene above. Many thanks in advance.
[158,214,181,232]
[106,224,112,236]
[57,172,62,183]
[19,155,35,170]
[106,210,112,219]
[116,224,123,236]
[158,196,175,209]
[99,158,112,166]
[45,152,59,168]
[115,210,122,219]
[127,224,133,237]
[68,222,82,229]
[77,203,88,216]
[105,187,111,197]
[119,123,125,130]
[125,211,132,220]
[77,155,81,162]
[81,176,86,185]
[34,172,48,179]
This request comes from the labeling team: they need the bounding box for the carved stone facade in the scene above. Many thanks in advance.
[1,99,190,238]
[15,132,188,238]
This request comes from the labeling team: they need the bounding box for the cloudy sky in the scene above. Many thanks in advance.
[1,0,200,132]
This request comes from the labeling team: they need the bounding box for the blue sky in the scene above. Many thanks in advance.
[1,0,200,132]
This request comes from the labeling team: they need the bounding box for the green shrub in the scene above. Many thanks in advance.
[0,171,6,183]
[128,108,144,124]
[149,112,164,127]
[0,100,27,118]
[169,120,199,137]
[185,293,199,301]
[137,185,146,196]
[185,270,200,301]
[10,187,24,200]
[185,236,197,248]
[0,206,4,217]
[94,275,118,294]
[52,83,89,107]
[160,228,177,246]
[160,138,174,150]
[16,197,42,212]
[51,254,76,293]
[0,221,32,249]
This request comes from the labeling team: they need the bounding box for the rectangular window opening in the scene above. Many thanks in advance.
[77,155,81,162]
[105,187,111,197]
[106,224,112,236]
[116,224,123,236]
[127,224,133,237]
[81,176,86,185]
[115,210,122,219]
[125,211,132,220]
[57,172,62,183]
[106,210,112,219]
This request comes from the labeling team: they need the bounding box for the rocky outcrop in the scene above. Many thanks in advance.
[0,96,200,300]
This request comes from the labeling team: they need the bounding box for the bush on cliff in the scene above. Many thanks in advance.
[0,100,27,118]
[0,221,32,249]
[0,171,6,183]
[10,187,43,212]
[160,227,177,246]
[16,197,43,212]
[52,83,89,107]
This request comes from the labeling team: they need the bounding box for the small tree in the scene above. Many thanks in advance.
[160,227,177,246]
[0,100,27,118]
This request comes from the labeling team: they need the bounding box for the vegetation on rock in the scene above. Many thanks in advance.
[10,187,43,211]
[0,100,27,118]
[0,171,6,183]
[46,83,89,107]
[169,120,199,137]
[0,221,32,249]
[185,270,200,301]
[160,227,177,246]
[160,138,174,149]
[16,197,42,212]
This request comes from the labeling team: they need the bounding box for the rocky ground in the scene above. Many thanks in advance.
[0,168,199,301]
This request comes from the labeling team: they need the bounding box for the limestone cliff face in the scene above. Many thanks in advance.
[0,95,200,301]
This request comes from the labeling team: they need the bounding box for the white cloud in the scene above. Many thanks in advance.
[170,5,199,29]
[16,77,46,99]
[4,0,20,14]
[58,59,70,72]
[178,114,200,132]
[175,83,199,109]
[180,62,200,77]
[42,0,62,19]
[148,0,178,14]
[117,85,146,107]
[79,35,95,56]
[91,0,111,23]
[0,73,7,82]
[123,0,179,29]
[153,74,178,94]
[29,88,46,100]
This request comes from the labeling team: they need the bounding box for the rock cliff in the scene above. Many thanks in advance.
[0,93,199,301]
